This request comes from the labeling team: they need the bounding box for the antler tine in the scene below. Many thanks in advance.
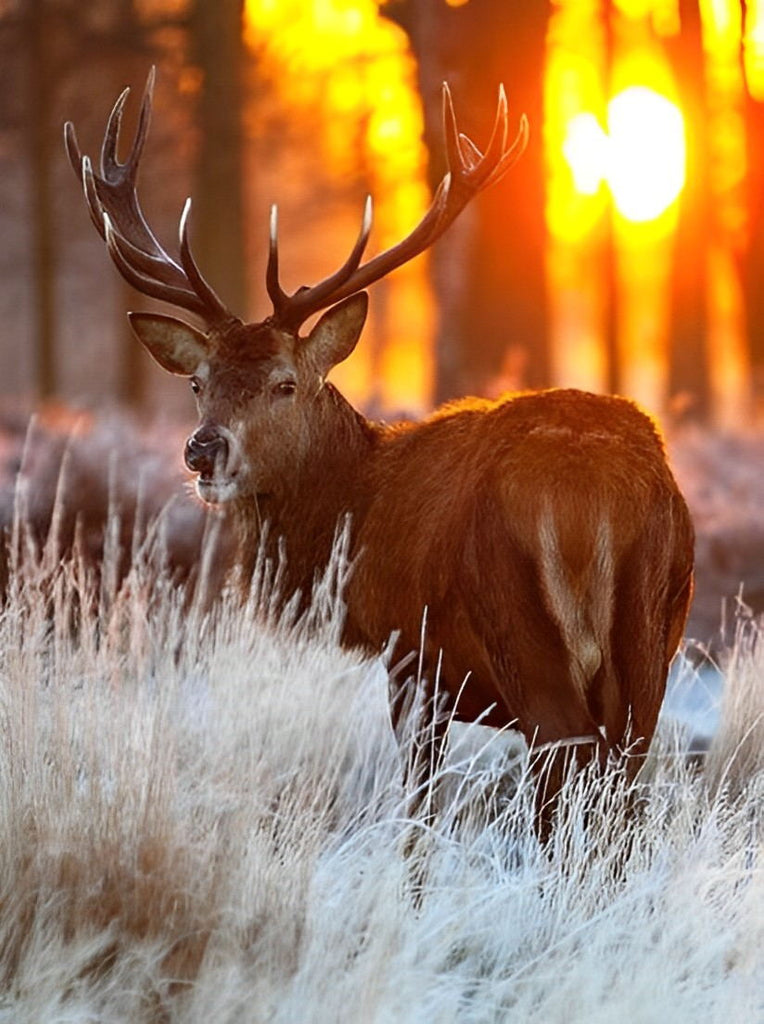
[64,120,85,184]
[482,84,509,170]
[266,205,289,315]
[81,154,109,240]
[81,153,188,294]
[68,129,113,245]
[80,153,197,295]
[270,84,527,330]
[95,74,172,263]
[103,214,211,318]
[443,83,464,177]
[484,113,529,189]
[68,69,236,328]
[446,84,510,194]
[124,66,155,181]
[100,86,131,179]
[85,134,187,286]
[276,196,374,330]
[101,195,196,289]
[179,199,236,324]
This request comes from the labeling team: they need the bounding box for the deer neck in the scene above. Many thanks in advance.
[231,383,378,599]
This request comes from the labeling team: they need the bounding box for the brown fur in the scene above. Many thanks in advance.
[68,78,694,833]
[231,383,694,814]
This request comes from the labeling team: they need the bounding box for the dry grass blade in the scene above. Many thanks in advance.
[0,493,760,1021]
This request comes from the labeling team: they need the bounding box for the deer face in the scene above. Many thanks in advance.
[68,72,523,505]
[129,293,368,505]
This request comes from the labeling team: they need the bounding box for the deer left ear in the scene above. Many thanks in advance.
[128,312,209,376]
[306,292,369,375]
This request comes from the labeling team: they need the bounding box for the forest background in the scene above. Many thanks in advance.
[1,0,764,639]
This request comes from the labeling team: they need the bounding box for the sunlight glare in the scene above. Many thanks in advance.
[563,86,685,222]
[243,0,434,411]
[562,113,609,195]
[608,87,685,221]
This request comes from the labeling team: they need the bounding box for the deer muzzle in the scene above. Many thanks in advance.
[184,425,229,479]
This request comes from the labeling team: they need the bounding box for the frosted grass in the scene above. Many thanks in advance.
[0,510,760,1022]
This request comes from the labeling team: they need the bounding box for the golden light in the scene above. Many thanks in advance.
[608,88,685,220]
[563,87,686,222]
[547,0,752,423]
[562,113,609,196]
[745,0,764,100]
[243,0,434,412]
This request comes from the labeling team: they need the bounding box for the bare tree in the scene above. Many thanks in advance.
[5,0,185,405]
[740,0,764,413]
[386,0,551,401]
[666,0,712,420]
[21,0,56,399]
[190,0,247,317]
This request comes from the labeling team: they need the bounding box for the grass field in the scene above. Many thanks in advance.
[0,510,761,1023]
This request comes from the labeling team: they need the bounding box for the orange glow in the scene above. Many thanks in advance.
[244,0,431,246]
[545,0,687,404]
[243,0,434,412]
[614,0,679,28]
[546,0,752,422]
[699,0,748,244]
[563,88,686,222]
[240,0,753,421]
[608,88,685,220]
[745,0,764,100]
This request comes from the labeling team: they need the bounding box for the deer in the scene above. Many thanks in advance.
[65,71,695,835]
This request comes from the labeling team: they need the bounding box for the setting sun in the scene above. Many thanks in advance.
[564,86,686,222]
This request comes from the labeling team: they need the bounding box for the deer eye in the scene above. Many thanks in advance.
[190,377,201,395]
[274,380,297,397]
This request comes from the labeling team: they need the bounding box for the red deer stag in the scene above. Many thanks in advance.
[66,71,694,829]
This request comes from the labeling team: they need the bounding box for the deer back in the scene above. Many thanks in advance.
[347,389,694,742]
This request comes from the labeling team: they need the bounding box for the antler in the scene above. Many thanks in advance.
[267,83,528,332]
[64,68,235,328]
[67,73,526,336]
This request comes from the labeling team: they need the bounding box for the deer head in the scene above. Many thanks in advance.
[65,70,527,504]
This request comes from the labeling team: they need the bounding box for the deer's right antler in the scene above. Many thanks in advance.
[64,68,236,329]
[67,73,527,338]
[266,84,529,332]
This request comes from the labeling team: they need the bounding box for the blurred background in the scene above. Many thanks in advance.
[0,0,763,647]
[3,0,764,423]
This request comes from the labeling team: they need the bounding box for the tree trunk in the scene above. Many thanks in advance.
[740,1,764,414]
[387,0,551,402]
[666,0,711,420]
[602,0,620,396]
[23,0,56,400]
[191,0,247,316]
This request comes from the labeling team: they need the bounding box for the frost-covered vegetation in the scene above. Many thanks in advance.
[0,472,761,1022]
[1,409,761,646]
[670,426,764,646]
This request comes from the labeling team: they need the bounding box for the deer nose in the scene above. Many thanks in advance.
[184,426,229,477]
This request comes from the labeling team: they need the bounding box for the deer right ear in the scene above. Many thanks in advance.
[305,292,369,375]
[128,312,209,376]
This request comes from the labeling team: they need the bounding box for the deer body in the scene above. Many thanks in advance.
[236,381,692,759]
[66,73,694,821]
[348,389,692,752]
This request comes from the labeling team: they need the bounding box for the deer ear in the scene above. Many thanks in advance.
[128,312,209,376]
[305,292,369,375]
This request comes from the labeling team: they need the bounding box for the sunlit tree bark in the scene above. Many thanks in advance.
[386,0,550,402]
[601,0,621,397]
[190,0,247,317]
[22,0,56,400]
[740,0,764,414]
[666,0,711,420]
[7,0,181,406]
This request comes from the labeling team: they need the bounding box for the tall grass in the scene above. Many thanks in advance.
[0,509,761,1022]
